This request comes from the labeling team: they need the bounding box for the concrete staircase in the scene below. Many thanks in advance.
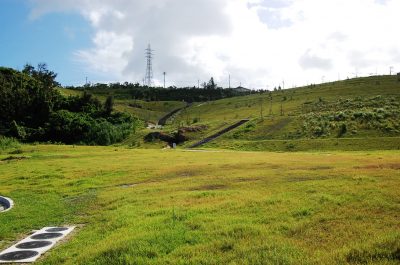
[189,119,250,148]
[158,103,192,126]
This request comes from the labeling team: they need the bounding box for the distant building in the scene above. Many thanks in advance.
[232,86,251,93]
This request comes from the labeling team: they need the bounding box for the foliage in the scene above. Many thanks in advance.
[0,66,140,145]
[22,63,60,89]
[104,95,114,115]
[0,136,20,151]
[299,96,400,138]
[68,78,254,102]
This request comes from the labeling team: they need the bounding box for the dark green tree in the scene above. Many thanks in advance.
[23,63,59,89]
[104,95,114,115]
[206,77,217,90]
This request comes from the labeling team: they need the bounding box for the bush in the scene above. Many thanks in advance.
[337,123,347,137]
[46,110,136,145]
[0,136,20,151]
[0,67,141,145]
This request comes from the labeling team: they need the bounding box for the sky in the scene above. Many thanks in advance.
[1,0,400,89]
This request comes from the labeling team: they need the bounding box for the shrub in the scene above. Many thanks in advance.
[0,136,20,151]
[337,123,347,138]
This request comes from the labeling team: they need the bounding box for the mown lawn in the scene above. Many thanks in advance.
[0,145,399,264]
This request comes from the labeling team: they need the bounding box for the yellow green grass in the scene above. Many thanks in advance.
[166,76,400,150]
[58,88,186,123]
[0,145,399,264]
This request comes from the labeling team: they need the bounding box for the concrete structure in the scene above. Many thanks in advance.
[233,86,251,93]
[0,227,75,263]
[0,196,13,212]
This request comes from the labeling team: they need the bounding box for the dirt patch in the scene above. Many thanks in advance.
[144,130,188,146]
[354,164,400,170]
[144,132,175,143]
[1,156,28,161]
[234,177,261,183]
[178,125,208,134]
[286,176,331,182]
[387,163,400,170]
[354,165,381,169]
[189,184,227,191]
[264,118,291,135]
[119,184,136,188]
[309,166,334,170]
[178,171,198,177]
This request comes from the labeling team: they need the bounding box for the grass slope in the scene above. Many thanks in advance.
[58,88,186,124]
[60,76,400,151]
[0,145,399,264]
[169,75,400,150]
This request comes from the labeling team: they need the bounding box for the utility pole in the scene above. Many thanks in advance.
[390,66,394,75]
[229,74,231,89]
[85,76,88,85]
[353,69,359,78]
[163,72,166,88]
[198,79,200,89]
[269,95,273,115]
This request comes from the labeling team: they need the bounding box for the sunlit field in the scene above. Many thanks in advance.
[1,145,399,264]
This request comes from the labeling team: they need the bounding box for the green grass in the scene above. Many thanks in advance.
[58,88,186,124]
[114,100,186,124]
[59,76,400,151]
[0,137,20,152]
[1,145,399,264]
[164,75,400,150]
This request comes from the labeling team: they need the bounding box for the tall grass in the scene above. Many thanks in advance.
[0,136,20,152]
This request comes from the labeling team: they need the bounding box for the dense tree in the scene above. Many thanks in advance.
[206,77,216,90]
[70,78,254,103]
[104,95,114,115]
[23,63,60,89]
[0,66,140,145]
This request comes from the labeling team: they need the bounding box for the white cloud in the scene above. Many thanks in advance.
[30,0,400,88]
[74,31,133,77]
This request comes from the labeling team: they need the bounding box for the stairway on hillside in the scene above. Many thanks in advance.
[158,103,192,126]
[189,119,250,148]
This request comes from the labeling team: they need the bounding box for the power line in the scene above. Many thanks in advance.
[145,44,154,87]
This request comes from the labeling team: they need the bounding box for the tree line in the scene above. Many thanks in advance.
[0,65,140,145]
[68,77,258,102]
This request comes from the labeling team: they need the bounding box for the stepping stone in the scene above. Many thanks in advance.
[0,227,75,263]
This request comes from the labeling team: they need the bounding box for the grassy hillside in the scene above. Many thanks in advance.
[60,76,400,151]
[58,88,186,124]
[0,145,399,264]
[164,75,400,150]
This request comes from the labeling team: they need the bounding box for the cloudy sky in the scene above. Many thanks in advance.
[1,0,400,88]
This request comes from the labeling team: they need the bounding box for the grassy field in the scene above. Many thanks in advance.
[1,144,399,264]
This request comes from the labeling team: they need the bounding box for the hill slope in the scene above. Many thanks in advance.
[64,75,400,151]
[164,75,400,150]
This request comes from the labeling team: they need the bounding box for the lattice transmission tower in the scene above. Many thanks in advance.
[145,44,154,87]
